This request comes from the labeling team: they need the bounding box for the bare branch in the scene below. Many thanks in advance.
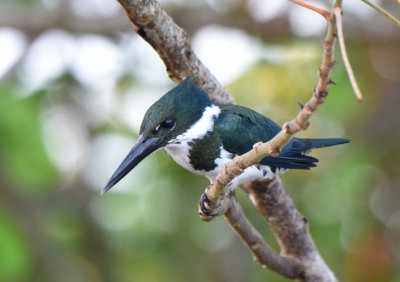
[115,0,340,280]
[224,194,303,278]
[361,0,400,27]
[198,5,343,281]
[333,6,364,102]
[288,0,330,19]
[116,0,302,276]
[116,0,234,105]
[244,178,337,281]
[204,9,339,205]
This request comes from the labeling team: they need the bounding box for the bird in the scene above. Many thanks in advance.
[102,76,349,195]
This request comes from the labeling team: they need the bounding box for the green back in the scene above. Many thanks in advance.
[216,104,281,155]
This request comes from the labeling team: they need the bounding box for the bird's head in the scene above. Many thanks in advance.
[102,76,211,193]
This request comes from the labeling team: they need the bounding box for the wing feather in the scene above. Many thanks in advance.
[216,105,324,170]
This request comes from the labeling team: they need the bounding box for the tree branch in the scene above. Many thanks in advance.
[223,194,303,279]
[203,7,338,205]
[115,0,339,280]
[288,0,330,19]
[333,6,364,101]
[243,177,336,281]
[116,0,234,105]
[361,0,400,27]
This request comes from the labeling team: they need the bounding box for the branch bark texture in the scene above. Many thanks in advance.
[115,0,340,281]
[223,193,303,279]
[244,178,336,281]
[117,0,234,105]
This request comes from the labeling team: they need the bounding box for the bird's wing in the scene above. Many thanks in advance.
[216,105,319,170]
[216,104,281,155]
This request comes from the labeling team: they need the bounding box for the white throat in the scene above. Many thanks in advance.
[164,105,221,173]
[171,105,221,143]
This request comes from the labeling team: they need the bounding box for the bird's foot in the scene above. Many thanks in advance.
[198,188,232,221]
[198,192,220,218]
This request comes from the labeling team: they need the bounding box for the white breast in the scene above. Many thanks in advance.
[164,104,288,188]
[166,141,287,189]
[164,105,221,175]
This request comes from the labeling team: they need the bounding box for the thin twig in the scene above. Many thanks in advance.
[288,0,330,19]
[204,10,339,204]
[333,6,364,102]
[361,0,400,27]
[199,8,340,281]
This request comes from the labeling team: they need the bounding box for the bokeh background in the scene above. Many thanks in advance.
[1,0,400,281]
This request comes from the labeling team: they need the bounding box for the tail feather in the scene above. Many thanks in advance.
[261,137,350,170]
[261,154,318,170]
[301,138,350,149]
[281,138,350,155]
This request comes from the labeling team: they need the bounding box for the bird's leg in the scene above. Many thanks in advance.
[198,187,234,221]
[198,192,220,217]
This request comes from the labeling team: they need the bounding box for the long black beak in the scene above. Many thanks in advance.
[101,135,164,194]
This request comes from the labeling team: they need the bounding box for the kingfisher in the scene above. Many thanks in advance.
[102,77,349,194]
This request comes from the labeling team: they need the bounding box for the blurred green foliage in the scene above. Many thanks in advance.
[0,1,400,282]
[0,86,58,192]
[0,212,33,280]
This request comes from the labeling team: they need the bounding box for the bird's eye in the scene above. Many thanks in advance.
[160,118,176,130]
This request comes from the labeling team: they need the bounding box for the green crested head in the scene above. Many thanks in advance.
[102,76,212,193]
[139,76,212,144]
